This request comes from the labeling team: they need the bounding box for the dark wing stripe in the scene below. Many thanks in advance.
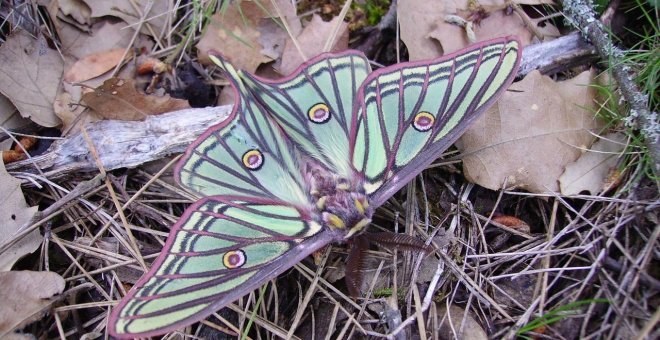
[429,51,481,142]
[463,43,514,119]
[178,169,265,197]
[148,264,270,298]
[128,272,255,317]
[243,101,304,185]
[360,95,372,175]
[326,58,348,129]
[130,277,255,318]
[243,88,313,157]
[183,141,272,197]
[240,51,371,178]
[190,149,255,186]
[175,54,308,206]
[376,78,392,174]
[271,85,336,165]
[350,37,522,204]
[304,64,349,134]
[242,101,288,167]
[251,82,308,128]
[387,65,432,172]
[252,81,324,149]
[109,197,330,337]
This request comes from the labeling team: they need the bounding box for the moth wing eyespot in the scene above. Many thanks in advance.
[242,149,264,170]
[412,111,435,132]
[223,250,246,269]
[308,103,331,124]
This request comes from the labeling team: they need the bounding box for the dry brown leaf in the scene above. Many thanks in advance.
[493,275,537,308]
[197,1,286,73]
[35,0,63,38]
[58,20,145,111]
[429,10,533,54]
[492,215,531,233]
[53,91,99,134]
[58,0,92,25]
[82,0,169,38]
[399,0,551,60]
[398,0,450,59]
[2,150,27,164]
[0,271,65,336]
[532,17,561,38]
[56,20,151,133]
[64,48,131,83]
[59,21,134,60]
[435,305,488,340]
[197,0,300,73]
[258,18,294,61]
[0,95,31,130]
[455,70,604,193]
[257,0,302,61]
[0,30,63,127]
[559,132,626,195]
[82,77,190,121]
[0,162,40,271]
[279,14,348,75]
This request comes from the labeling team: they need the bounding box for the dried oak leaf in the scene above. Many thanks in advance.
[279,14,348,75]
[0,95,31,131]
[82,77,190,121]
[0,271,65,336]
[398,0,553,60]
[428,9,533,55]
[199,0,299,73]
[64,48,131,83]
[257,0,302,62]
[197,6,268,73]
[493,215,531,234]
[0,30,63,127]
[58,0,92,25]
[81,0,169,38]
[559,132,627,195]
[0,162,40,271]
[455,70,605,193]
[59,21,133,60]
[53,91,96,135]
[57,21,148,132]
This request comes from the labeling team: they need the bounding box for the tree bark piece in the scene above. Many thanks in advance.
[6,106,231,179]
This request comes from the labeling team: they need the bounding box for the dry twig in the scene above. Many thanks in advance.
[561,0,660,175]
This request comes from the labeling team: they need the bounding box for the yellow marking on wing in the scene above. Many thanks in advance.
[326,213,345,229]
[316,196,327,210]
[346,218,371,238]
[354,198,365,214]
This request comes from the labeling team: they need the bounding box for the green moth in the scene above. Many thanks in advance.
[108,37,522,338]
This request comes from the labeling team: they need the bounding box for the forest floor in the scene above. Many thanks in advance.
[0,0,658,339]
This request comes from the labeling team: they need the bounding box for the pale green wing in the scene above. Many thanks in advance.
[350,37,522,205]
[108,196,333,338]
[239,51,371,178]
[175,53,308,206]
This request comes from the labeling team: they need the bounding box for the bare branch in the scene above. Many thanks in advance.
[6,106,231,180]
[561,0,660,175]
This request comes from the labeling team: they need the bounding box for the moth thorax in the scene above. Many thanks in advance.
[305,161,372,237]
[313,186,372,239]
